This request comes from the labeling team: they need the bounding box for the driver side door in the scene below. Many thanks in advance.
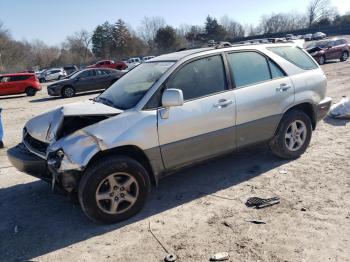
[157,55,236,170]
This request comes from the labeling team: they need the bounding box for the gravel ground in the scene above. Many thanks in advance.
[0,39,349,262]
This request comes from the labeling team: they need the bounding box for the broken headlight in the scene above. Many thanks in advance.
[47,149,65,169]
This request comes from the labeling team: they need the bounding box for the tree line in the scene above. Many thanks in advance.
[1,0,350,73]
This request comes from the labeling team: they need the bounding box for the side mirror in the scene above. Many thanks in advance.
[160,89,184,119]
[162,88,184,107]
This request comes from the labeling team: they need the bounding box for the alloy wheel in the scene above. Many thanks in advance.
[284,120,307,151]
[95,173,139,214]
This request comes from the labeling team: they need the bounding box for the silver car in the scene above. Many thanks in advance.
[8,43,332,223]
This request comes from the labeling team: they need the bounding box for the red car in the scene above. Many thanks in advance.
[0,73,42,96]
[87,60,127,70]
[306,38,350,65]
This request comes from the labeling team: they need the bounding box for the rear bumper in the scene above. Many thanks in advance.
[316,97,332,121]
[7,143,50,181]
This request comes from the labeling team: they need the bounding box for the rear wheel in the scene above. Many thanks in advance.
[340,51,348,62]
[25,87,36,96]
[61,86,75,98]
[78,156,150,224]
[318,55,326,65]
[269,110,312,159]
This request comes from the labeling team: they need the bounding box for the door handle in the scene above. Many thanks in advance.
[214,99,233,108]
[276,83,291,92]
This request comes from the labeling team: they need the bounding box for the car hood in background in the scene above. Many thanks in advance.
[25,100,123,143]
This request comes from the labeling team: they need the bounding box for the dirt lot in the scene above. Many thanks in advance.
[0,41,350,262]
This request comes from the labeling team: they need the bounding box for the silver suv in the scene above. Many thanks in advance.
[8,43,332,223]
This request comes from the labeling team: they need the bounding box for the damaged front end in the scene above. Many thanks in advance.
[8,100,122,192]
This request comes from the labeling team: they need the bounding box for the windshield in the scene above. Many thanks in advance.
[95,61,174,110]
[307,40,332,49]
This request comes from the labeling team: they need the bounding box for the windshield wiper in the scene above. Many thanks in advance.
[95,97,115,107]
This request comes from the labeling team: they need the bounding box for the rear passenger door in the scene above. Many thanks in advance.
[158,54,237,170]
[226,51,294,147]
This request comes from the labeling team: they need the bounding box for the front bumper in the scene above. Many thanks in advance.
[47,87,62,96]
[7,143,50,181]
[316,97,332,121]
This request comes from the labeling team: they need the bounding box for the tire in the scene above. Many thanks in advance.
[40,78,46,83]
[318,55,326,65]
[340,51,348,62]
[58,75,62,80]
[78,156,151,224]
[25,87,36,96]
[269,110,312,159]
[61,86,75,98]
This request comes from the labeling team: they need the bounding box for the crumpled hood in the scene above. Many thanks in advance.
[306,46,323,53]
[25,100,123,143]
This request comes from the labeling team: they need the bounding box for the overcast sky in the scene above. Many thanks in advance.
[0,0,349,45]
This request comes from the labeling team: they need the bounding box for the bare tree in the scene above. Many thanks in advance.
[138,16,166,51]
[307,0,335,27]
[220,15,245,39]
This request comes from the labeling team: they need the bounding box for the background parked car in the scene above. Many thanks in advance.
[87,60,127,70]
[63,65,78,75]
[312,32,326,40]
[125,57,141,69]
[0,73,41,96]
[303,34,313,41]
[39,68,67,82]
[306,38,350,65]
[142,56,155,62]
[47,68,127,98]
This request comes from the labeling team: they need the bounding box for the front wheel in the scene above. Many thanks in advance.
[61,86,75,98]
[269,110,312,159]
[318,55,326,65]
[340,51,348,62]
[78,156,150,224]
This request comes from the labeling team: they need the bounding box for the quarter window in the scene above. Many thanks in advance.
[268,46,318,70]
[227,52,271,87]
[268,60,285,79]
[167,55,227,100]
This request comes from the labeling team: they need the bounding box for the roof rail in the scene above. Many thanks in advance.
[214,41,233,49]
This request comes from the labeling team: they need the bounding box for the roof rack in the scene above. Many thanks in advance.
[214,41,233,49]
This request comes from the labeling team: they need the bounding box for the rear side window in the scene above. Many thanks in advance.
[268,46,318,70]
[227,52,271,87]
[167,55,227,100]
[10,75,30,81]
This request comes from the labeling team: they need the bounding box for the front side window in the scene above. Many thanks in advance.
[227,52,271,88]
[76,70,93,78]
[167,55,227,100]
[96,61,174,110]
[268,46,318,70]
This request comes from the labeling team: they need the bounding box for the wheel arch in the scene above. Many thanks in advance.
[86,145,158,186]
[61,85,75,95]
[282,102,317,130]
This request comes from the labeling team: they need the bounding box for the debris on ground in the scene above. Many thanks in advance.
[245,219,266,224]
[209,252,229,261]
[328,97,350,119]
[245,197,280,209]
[164,253,177,262]
[300,208,307,211]
[279,170,288,174]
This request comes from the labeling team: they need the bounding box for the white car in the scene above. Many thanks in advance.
[41,69,67,82]
[126,57,141,69]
